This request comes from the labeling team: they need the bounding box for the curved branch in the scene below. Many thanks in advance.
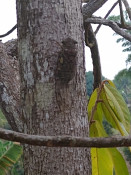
[95,1,119,34]
[122,0,131,21]
[0,25,17,38]
[0,127,131,148]
[82,0,109,18]
[82,0,89,2]
[85,17,131,42]
[119,0,125,26]
[84,24,102,89]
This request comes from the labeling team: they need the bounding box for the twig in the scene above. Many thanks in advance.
[95,1,119,34]
[89,80,108,126]
[0,128,131,148]
[0,24,17,38]
[85,17,131,42]
[84,24,102,89]
[119,0,125,26]
[122,0,131,21]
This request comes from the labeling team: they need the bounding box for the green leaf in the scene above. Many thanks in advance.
[0,142,23,175]
[91,147,129,175]
[103,101,127,136]
[88,80,130,175]
[90,121,107,137]
[99,85,130,136]
[104,85,124,122]
[90,121,114,175]
[100,90,121,130]
[104,84,131,133]
[91,148,113,175]
[88,80,131,135]
[90,122,129,175]
[108,148,129,175]
[88,89,103,123]
[88,89,98,121]
[106,80,116,88]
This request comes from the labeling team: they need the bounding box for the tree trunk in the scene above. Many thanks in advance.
[16,0,91,174]
[0,40,22,132]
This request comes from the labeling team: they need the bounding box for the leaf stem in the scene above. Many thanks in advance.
[89,80,108,126]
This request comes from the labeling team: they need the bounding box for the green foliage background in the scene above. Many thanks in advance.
[0,111,24,175]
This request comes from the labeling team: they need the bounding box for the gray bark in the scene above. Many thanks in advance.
[82,0,109,18]
[16,0,91,174]
[1,128,131,148]
[122,0,131,21]
[0,40,22,131]
[85,17,131,42]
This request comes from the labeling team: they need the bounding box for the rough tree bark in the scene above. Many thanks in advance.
[16,0,91,174]
[84,23,102,89]
[0,40,22,132]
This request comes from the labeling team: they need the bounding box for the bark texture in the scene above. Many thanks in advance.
[84,24,102,89]
[0,40,22,131]
[16,0,91,174]
[82,0,109,18]
[1,128,131,148]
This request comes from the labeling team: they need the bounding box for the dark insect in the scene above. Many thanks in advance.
[55,37,77,84]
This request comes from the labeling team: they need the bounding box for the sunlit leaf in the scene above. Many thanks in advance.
[90,122,113,175]
[88,89,98,121]
[88,89,103,123]
[104,84,131,133]
[90,122,129,175]
[106,80,116,88]
[100,90,121,130]
[91,148,113,175]
[104,85,125,122]
[90,121,107,137]
[88,80,130,175]
[100,85,130,136]
[108,148,129,175]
